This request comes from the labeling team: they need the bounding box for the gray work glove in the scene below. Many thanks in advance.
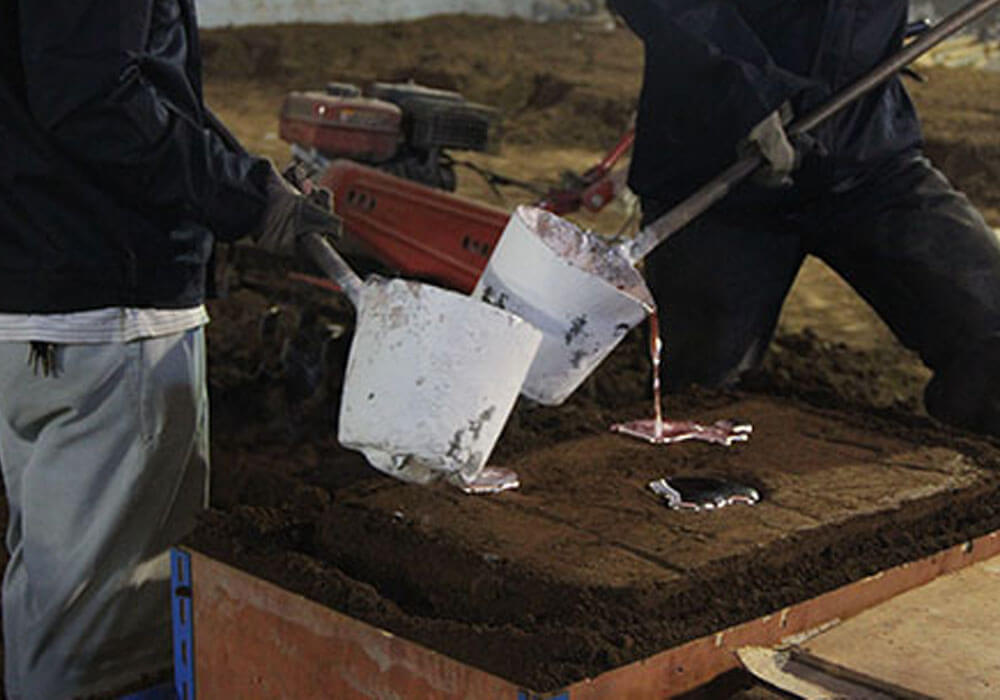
[738,103,799,188]
[250,165,342,255]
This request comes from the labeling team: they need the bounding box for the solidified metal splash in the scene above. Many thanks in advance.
[612,418,753,447]
[451,467,520,495]
[649,476,760,512]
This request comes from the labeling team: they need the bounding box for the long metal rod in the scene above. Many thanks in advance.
[300,232,365,306]
[792,0,1000,135]
[619,154,761,263]
[620,0,1000,265]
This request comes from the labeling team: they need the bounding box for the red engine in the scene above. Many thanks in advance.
[279,89,403,163]
[274,81,634,295]
[280,81,499,191]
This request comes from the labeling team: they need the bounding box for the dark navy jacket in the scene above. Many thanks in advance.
[610,0,923,206]
[0,0,270,312]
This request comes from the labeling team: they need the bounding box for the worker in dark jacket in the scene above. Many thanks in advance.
[0,1,340,696]
[611,0,1000,436]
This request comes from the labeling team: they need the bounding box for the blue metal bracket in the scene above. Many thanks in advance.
[171,548,195,700]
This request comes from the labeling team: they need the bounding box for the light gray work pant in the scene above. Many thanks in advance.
[0,328,209,699]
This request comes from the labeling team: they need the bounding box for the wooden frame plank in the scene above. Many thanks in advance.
[177,531,1000,698]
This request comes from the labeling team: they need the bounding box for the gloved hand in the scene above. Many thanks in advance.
[250,164,342,255]
[738,103,799,188]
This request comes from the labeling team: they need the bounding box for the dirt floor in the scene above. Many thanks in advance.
[2,13,1000,696]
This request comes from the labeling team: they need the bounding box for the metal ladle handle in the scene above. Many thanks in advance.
[300,232,365,307]
[618,0,1000,265]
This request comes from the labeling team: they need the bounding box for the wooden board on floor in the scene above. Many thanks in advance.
[798,554,1000,698]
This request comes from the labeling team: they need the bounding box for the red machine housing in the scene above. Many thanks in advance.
[279,91,403,163]
[303,131,637,295]
[318,160,509,293]
[278,83,634,296]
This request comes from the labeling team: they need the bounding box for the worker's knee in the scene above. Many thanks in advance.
[924,334,1000,438]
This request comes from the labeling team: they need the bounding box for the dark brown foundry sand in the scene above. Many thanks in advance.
[191,285,1000,692]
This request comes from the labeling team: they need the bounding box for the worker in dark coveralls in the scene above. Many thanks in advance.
[610,0,1000,436]
[0,1,339,696]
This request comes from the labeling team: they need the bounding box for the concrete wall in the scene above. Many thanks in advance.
[196,0,603,27]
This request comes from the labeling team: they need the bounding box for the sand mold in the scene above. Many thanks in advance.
[195,294,1000,689]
